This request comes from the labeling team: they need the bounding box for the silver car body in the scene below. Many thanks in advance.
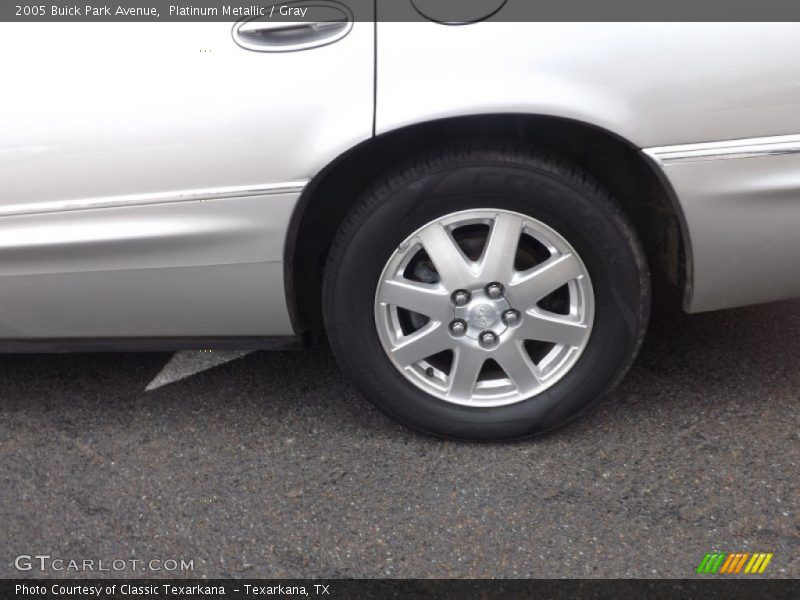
[1,18,799,342]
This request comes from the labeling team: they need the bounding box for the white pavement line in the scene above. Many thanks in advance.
[145,350,254,391]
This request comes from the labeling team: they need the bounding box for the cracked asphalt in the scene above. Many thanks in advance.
[0,285,797,579]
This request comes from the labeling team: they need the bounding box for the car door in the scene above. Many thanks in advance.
[0,10,373,340]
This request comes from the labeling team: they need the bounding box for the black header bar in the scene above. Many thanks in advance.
[6,0,800,22]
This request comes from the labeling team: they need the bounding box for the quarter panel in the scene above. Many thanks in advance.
[645,149,800,312]
[376,21,800,148]
[377,19,800,311]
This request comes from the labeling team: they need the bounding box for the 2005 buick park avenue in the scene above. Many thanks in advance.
[2,11,800,440]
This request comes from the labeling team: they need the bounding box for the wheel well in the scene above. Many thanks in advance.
[285,114,687,336]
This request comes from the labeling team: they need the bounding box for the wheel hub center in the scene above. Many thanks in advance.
[454,290,510,340]
[470,304,500,329]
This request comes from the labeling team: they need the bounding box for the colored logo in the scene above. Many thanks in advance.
[696,552,773,574]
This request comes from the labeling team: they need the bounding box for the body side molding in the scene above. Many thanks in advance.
[645,134,800,165]
[0,181,309,219]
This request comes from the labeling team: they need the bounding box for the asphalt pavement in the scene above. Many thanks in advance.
[1,286,797,578]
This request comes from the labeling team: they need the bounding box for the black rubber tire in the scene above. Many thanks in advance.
[323,142,650,441]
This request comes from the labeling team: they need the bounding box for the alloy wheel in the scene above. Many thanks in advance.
[374,209,595,407]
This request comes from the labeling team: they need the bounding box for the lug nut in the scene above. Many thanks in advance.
[449,319,467,337]
[502,309,521,326]
[485,282,504,299]
[479,331,498,348]
[452,289,471,307]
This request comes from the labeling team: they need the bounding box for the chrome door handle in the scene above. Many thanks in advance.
[232,2,353,52]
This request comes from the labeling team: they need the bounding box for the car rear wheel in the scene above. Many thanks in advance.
[323,142,649,440]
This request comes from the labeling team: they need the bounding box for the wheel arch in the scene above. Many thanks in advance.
[285,114,690,336]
